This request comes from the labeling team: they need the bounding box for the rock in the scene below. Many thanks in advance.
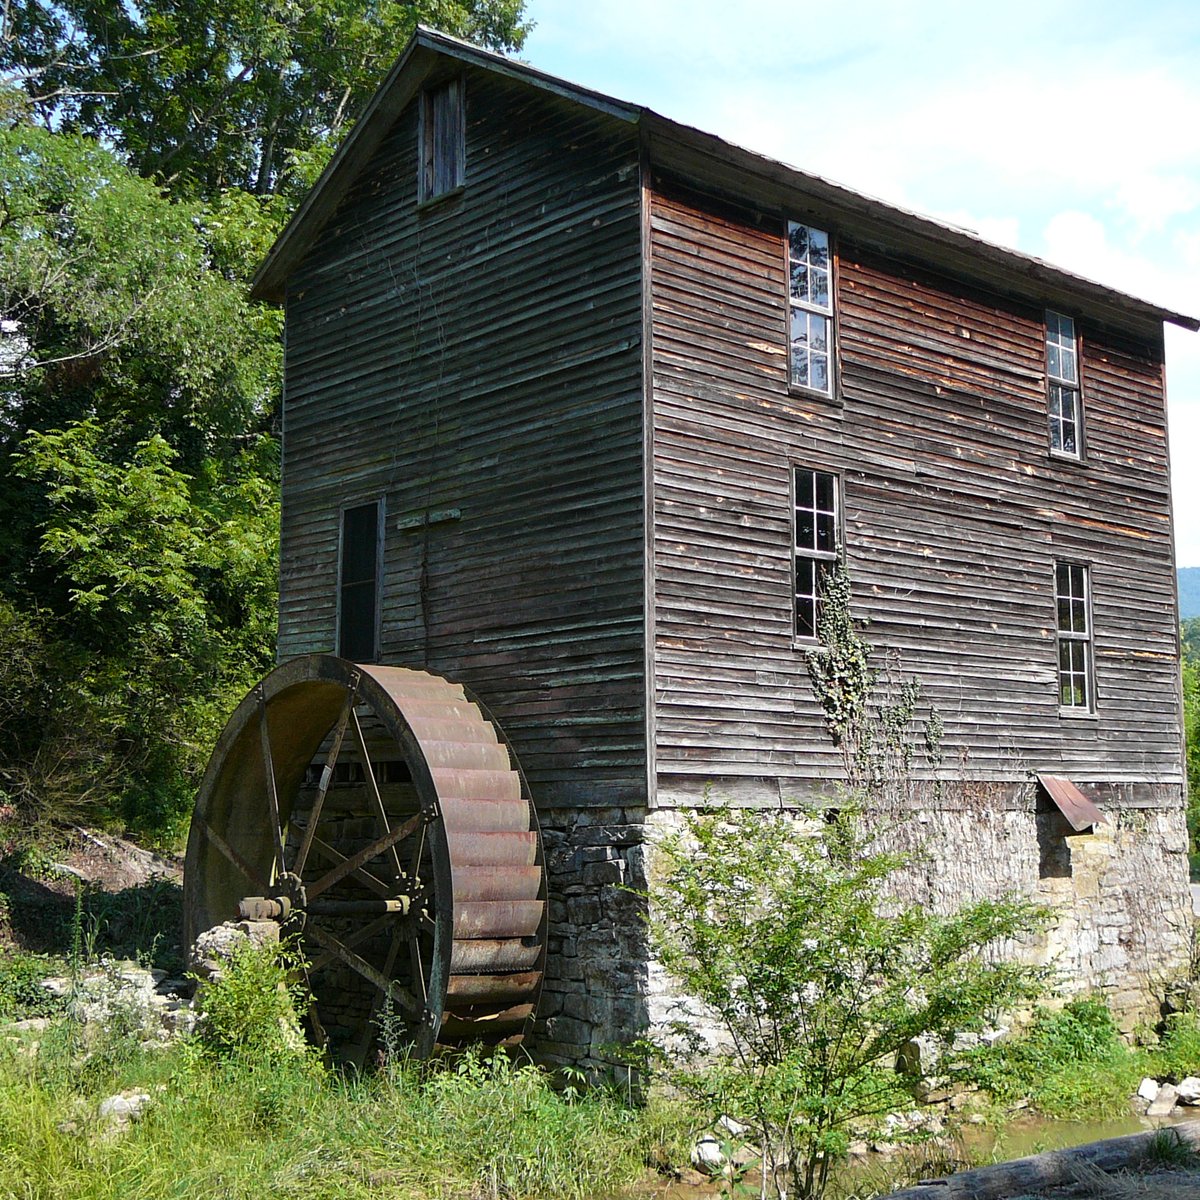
[1147,1082,1179,1117]
[98,1091,152,1124]
[1137,1076,1160,1103]
[690,1134,725,1174]
[191,919,279,984]
[8,1017,50,1033]
[717,1113,748,1138]
[1176,1076,1200,1104]
[847,1140,870,1157]
[896,1037,935,1076]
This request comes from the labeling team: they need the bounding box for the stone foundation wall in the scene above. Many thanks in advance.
[877,793,1192,1030]
[531,804,651,1073]
[528,785,1193,1067]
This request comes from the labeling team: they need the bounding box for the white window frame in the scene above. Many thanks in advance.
[1054,560,1094,713]
[787,221,835,396]
[1046,310,1082,459]
[793,467,840,642]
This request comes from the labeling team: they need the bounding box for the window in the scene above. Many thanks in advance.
[419,78,464,203]
[794,468,839,639]
[339,501,381,661]
[787,222,834,395]
[1046,311,1081,457]
[1054,561,1093,711]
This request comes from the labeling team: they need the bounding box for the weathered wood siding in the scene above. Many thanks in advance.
[279,71,646,806]
[649,180,1181,804]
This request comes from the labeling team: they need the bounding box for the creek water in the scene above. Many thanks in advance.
[644,1111,1200,1200]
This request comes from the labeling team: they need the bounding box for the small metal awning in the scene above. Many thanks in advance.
[1036,774,1106,832]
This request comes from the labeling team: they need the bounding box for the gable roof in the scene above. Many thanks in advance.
[251,26,1199,335]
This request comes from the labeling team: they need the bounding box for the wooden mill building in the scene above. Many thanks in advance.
[252,28,1199,1062]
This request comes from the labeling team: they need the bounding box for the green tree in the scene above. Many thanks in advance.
[2,419,278,839]
[4,0,529,199]
[0,124,280,841]
[644,804,1049,1200]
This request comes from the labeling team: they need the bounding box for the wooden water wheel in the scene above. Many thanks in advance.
[183,655,546,1061]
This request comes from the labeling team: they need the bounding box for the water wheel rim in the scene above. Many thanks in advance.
[184,654,543,1059]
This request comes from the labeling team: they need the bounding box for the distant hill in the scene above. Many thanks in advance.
[1180,568,1200,619]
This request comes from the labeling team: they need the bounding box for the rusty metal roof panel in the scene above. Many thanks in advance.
[1037,774,1106,832]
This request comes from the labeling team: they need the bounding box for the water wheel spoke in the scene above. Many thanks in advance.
[197,816,270,894]
[293,676,359,878]
[408,925,428,1005]
[304,923,418,1015]
[256,687,286,875]
[350,926,409,1067]
[350,708,405,884]
[294,962,328,1052]
[307,813,421,901]
[308,836,392,898]
[306,911,399,974]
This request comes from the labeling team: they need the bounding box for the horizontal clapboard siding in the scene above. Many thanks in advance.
[279,71,647,806]
[649,183,1181,798]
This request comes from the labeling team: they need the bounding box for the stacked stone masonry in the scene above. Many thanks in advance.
[529,786,1192,1068]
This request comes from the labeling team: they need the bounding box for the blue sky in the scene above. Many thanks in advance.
[521,0,1200,564]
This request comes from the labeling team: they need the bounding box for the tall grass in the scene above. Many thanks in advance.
[0,936,692,1200]
[0,1036,688,1200]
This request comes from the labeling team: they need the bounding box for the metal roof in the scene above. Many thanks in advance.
[251,25,1199,335]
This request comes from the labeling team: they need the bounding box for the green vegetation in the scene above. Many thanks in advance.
[642,803,1050,1200]
[0,4,529,850]
[962,998,1142,1119]
[1182,618,1200,872]
[961,999,1200,1121]
[0,941,689,1200]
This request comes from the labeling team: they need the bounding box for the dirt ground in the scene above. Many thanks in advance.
[0,828,183,968]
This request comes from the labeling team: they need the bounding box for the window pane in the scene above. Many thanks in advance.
[796,508,815,549]
[1071,598,1087,634]
[1047,344,1061,379]
[811,354,829,393]
[1059,346,1077,385]
[808,227,829,268]
[790,264,810,303]
[1061,419,1077,454]
[796,594,816,639]
[816,510,835,552]
[788,222,809,262]
[796,469,814,509]
[811,267,829,309]
[1069,563,1085,599]
[1055,561,1070,598]
[790,308,810,348]
[796,556,816,596]
[810,313,828,352]
[1057,597,1071,631]
[815,471,834,513]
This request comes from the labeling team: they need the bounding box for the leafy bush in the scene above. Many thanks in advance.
[962,997,1141,1117]
[192,938,313,1070]
[1149,1012,1200,1083]
[642,802,1050,1200]
[0,950,65,1019]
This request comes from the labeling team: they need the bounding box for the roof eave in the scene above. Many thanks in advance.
[250,26,641,303]
[639,113,1200,334]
